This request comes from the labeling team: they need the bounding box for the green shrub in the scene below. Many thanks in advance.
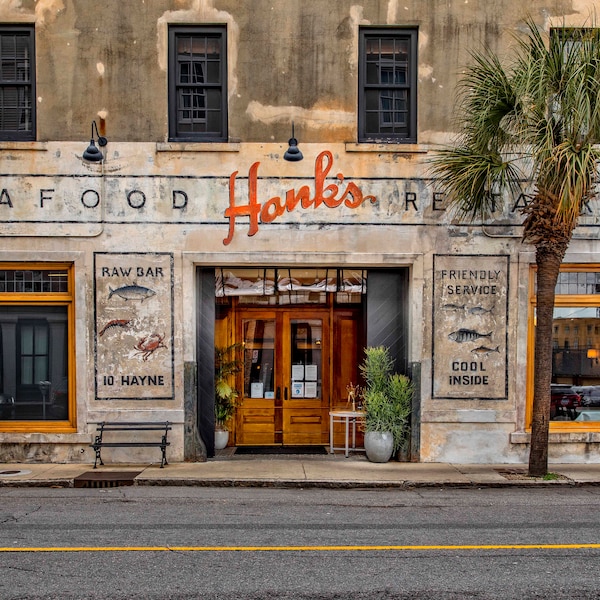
[360,346,412,453]
[214,343,242,429]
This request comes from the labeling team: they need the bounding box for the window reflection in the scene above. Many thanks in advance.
[243,319,275,399]
[552,306,600,421]
[290,320,322,399]
[0,306,68,421]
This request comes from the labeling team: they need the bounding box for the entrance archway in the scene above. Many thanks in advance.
[197,267,409,454]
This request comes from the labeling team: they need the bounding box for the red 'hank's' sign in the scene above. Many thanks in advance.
[223,150,377,245]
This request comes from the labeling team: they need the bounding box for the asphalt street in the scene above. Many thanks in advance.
[2,486,600,599]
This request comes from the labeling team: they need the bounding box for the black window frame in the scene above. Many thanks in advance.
[0,25,35,141]
[358,27,417,144]
[168,25,227,142]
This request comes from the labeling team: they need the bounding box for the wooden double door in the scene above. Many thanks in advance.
[236,309,330,446]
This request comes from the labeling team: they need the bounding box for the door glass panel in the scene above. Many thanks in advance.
[242,319,275,400]
[290,319,322,399]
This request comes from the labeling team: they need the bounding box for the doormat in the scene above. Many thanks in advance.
[234,446,328,455]
[73,471,143,488]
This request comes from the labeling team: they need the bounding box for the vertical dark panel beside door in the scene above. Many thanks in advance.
[197,268,216,457]
[366,269,409,375]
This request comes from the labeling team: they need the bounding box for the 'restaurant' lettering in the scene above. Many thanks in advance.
[223,150,377,245]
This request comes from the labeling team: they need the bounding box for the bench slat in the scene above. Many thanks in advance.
[93,442,170,447]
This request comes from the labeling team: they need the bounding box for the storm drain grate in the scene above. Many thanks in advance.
[74,471,142,488]
[495,468,527,475]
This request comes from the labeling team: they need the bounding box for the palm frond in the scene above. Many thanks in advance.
[431,17,600,229]
[457,50,518,152]
[429,146,521,221]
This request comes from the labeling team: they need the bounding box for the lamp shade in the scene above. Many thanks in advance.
[83,139,104,162]
[284,137,303,161]
[82,121,108,162]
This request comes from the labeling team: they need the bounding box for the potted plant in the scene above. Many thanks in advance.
[214,343,242,450]
[360,346,412,462]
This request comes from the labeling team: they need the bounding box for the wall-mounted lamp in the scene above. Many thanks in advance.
[82,121,108,162]
[283,122,303,162]
[588,348,599,364]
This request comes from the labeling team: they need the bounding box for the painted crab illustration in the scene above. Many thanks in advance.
[134,333,167,361]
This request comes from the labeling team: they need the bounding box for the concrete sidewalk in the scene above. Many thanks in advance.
[2,453,600,488]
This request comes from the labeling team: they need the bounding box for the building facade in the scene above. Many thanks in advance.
[1,0,600,464]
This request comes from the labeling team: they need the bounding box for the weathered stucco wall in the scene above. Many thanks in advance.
[0,0,585,144]
[1,1,600,464]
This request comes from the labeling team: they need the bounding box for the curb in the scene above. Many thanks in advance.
[0,477,595,489]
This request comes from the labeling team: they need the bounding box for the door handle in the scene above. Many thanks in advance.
[284,387,288,400]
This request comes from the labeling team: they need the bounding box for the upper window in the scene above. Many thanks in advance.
[168,26,227,142]
[358,28,417,143]
[0,26,35,141]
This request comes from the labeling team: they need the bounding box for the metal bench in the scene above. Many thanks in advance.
[90,421,171,468]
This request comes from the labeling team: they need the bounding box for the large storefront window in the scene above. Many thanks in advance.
[0,264,75,430]
[529,266,600,425]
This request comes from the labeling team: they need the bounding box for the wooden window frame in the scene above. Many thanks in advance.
[168,25,227,142]
[0,263,75,433]
[0,25,35,141]
[358,27,417,144]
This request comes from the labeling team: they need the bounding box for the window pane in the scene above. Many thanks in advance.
[553,271,600,295]
[34,356,48,381]
[0,29,34,139]
[291,320,322,399]
[206,60,220,83]
[380,38,394,60]
[193,63,205,84]
[243,319,275,398]
[360,29,415,142]
[0,306,68,421]
[20,356,32,384]
[179,63,190,84]
[34,325,47,354]
[176,37,192,55]
[171,28,225,141]
[0,269,68,293]
[365,89,408,135]
[551,306,600,421]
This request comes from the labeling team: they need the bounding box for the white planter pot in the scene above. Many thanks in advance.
[364,431,394,463]
[214,428,230,450]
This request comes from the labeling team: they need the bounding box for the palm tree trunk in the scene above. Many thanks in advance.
[528,245,565,476]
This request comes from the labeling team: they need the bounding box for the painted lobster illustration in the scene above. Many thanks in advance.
[98,319,131,337]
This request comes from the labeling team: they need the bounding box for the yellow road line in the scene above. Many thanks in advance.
[1,543,600,553]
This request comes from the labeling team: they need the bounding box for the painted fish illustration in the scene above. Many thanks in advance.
[98,318,131,336]
[468,306,494,315]
[471,345,500,356]
[442,304,466,311]
[108,284,156,302]
[448,329,492,343]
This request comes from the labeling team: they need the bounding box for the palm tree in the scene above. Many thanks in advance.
[429,21,600,476]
